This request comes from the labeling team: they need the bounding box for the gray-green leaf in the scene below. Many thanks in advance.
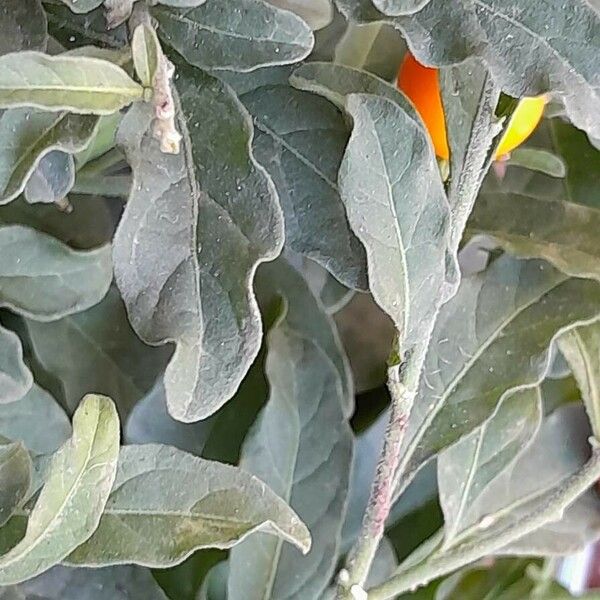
[0,395,119,585]
[0,109,98,205]
[0,0,47,56]
[394,256,600,499]
[0,385,71,455]
[228,319,353,599]
[0,326,32,405]
[131,24,160,89]
[265,0,334,30]
[0,52,143,114]
[153,0,314,72]
[558,322,600,439]
[59,0,103,14]
[0,564,169,599]
[373,0,432,16]
[114,64,283,422]
[240,85,368,290]
[24,151,75,205]
[505,148,566,179]
[340,92,456,362]
[24,286,171,416]
[67,443,310,566]
[437,387,542,544]
[335,0,600,139]
[0,225,112,321]
[0,443,31,528]
[468,193,600,282]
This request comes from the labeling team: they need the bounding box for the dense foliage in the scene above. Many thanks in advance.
[0,0,600,598]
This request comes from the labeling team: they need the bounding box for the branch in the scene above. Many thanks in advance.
[367,447,600,600]
[337,351,421,599]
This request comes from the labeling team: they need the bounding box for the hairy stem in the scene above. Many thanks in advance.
[368,448,600,600]
[338,354,421,598]
[448,73,500,251]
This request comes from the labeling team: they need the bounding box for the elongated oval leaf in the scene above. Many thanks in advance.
[0,384,71,455]
[0,0,47,56]
[0,109,98,205]
[437,387,542,544]
[0,52,143,115]
[24,151,75,205]
[265,0,334,30]
[59,0,103,14]
[0,225,112,321]
[468,404,600,556]
[153,0,314,72]
[24,287,171,415]
[341,92,456,364]
[558,322,600,439]
[240,85,368,290]
[0,395,119,585]
[131,24,160,89]
[373,0,432,16]
[67,443,310,567]
[468,193,600,282]
[336,0,600,139]
[256,257,354,413]
[228,320,353,599]
[0,325,32,405]
[0,443,31,528]
[394,256,600,498]
[1,564,169,600]
[114,64,283,422]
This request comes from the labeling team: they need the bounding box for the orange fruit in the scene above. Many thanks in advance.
[397,52,546,161]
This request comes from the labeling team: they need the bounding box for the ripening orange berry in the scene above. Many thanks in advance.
[397,52,547,161]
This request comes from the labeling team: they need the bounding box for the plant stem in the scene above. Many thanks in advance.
[368,448,600,600]
[338,355,421,598]
[448,73,501,251]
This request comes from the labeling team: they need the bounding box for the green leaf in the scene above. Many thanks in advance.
[264,0,334,30]
[0,395,119,585]
[439,58,502,205]
[24,286,172,416]
[240,85,368,290]
[558,322,600,439]
[0,0,47,56]
[468,192,600,282]
[0,443,31,528]
[0,325,32,405]
[0,384,71,455]
[74,114,122,169]
[394,256,600,499]
[256,257,353,413]
[340,92,456,365]
[297,257,354,314]
[468,404,600,556]
[67,443,311,567]
[291,61,420,124]
[59,0,103,14]
[437,388,542,545]
[335,0,600,140]
[505,148,566,178]
[153,0,314,72]
[373,0,432,16]
[1,564,169,599]
[0,225,112,321]
[0,109,98,205]
[45,4,128,50]
[24,151,75,205]
[0,52,143,114]
[0,195,114,251]
[131,24,160,89]
[114,64,283,422]
[228,319,353,599]
[334,22,405,80]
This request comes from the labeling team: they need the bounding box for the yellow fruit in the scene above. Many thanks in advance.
[397,52,546,160]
